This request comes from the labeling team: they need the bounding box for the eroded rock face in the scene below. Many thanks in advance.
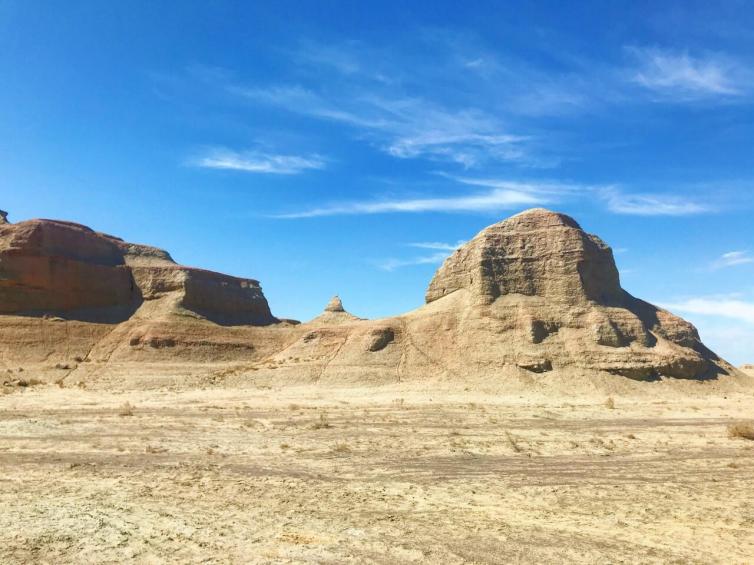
[0,220,136,314]
[0,218,275,325]
[310,295,360,325]
[0,208,741,387]
[421,209,728,380]
[325,295,345,312]
[427,209,622,305]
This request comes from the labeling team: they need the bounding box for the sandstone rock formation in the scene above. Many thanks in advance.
[0,217,275,325]
[0,208,743,389]
[310,295,360,325]
[419,209,727,380]
[325,295,345,312]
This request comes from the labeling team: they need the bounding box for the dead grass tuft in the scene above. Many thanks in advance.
[312,412,332,430]
[505,430,523,453]
[331,442,351,454]
[727,422,754,440]
[118,402,135,417]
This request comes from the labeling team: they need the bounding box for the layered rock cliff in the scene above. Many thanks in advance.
[0,208,743,389]
[0,217,275,325]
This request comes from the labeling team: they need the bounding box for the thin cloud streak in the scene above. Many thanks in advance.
[273,187,548,219]
[376,251,451,271]
[628,47,745,99]
[448,175,592,195]
[232,85,532,167]
[408,240,465,251]
[712,250,754,269]
[274,177,717,219]
[603,189,710,216]
[192,148,326,175]
[661,297,754,325]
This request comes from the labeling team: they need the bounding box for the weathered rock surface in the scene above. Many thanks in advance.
[310,295,360,325]
[427,209,622,306]
[0,217,275,325]
[0,208,744,389]
[325,295,345,312]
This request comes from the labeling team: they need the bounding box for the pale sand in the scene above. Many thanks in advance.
[1,384,753,564]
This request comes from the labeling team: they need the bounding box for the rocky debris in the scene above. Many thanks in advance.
[516,357,553,373]
[364,327,395,352]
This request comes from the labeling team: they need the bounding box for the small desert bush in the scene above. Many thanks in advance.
[118,402,134,417]
[727,422,754,440]
[331,442,351,454]
[312,412,332,430]
[605,397,616,410]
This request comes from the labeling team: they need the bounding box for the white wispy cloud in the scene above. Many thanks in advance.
[712,250,754,269]
[375,251,451,271]
[192,148,326,175]
[448,175,591,196]
[661,297,754,325]
[690,322,754,366]
[628,47,745,99]
[273,186,548,218]
[408,240,465,251]
[603,189,710,216]
[232,84,531,167]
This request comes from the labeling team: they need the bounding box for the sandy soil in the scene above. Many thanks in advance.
[1,384,753,564]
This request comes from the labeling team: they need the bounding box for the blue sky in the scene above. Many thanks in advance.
[1,1,753,364]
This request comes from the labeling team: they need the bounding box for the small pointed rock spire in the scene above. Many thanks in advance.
[0,210,8,225]
[324,295,345,312]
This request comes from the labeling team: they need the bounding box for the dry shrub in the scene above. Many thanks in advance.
[332,443,351,454]
[727,422,754,440]
[312,412,332,430]
[505,430,523,453]
[118,402,134,417]
[605,397,616,410]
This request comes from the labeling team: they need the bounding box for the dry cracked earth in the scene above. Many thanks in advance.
[1,384,753,564]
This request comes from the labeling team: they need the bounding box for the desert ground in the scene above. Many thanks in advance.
[1,380,753,564]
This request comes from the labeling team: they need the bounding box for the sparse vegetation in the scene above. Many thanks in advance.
[118,402,134,417]
[727,422,754,440]
[331,442,351,454]
[605,397,616,409]
[505,430,523,453]
[312,412,332,430]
